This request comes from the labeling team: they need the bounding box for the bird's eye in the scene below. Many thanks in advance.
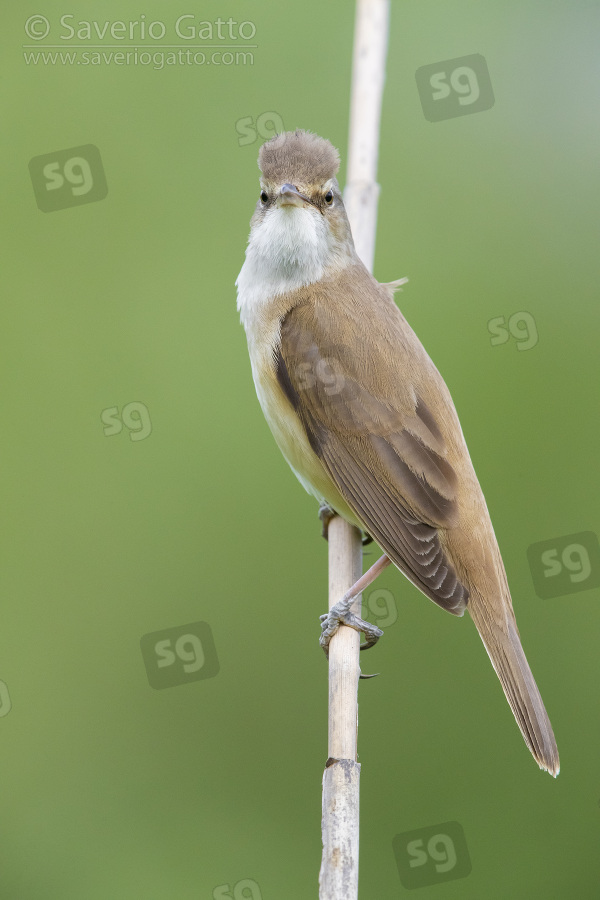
[324,190,333,205]
[260,191,269,204]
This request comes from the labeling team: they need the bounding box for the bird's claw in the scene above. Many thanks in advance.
[319,599,383,678]
[318,503,336,540]
[318,503,372,546]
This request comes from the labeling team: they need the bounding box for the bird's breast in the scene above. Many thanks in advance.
[245,313,360,525]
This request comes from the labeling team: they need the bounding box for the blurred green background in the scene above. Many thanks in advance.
[2,1,599,897]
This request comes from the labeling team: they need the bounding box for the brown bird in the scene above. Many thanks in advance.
[236,129,559,776]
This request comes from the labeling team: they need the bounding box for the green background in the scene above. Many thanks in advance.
[2,1,599,897]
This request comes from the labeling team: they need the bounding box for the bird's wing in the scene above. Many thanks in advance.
[277,298,469,615]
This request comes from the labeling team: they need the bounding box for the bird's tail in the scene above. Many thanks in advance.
[468,602,559,777]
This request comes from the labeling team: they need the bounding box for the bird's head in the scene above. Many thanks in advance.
[243,130,357,290]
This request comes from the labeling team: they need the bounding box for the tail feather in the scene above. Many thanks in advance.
[468,603,559,777]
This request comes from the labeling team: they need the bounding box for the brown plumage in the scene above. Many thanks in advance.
[237,131,559,776]
[259,129,340,187]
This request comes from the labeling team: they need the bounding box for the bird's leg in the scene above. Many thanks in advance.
[318,502,336,540]
[319,554,391,667]
[318,503,373,545]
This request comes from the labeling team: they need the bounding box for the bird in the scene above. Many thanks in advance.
[235,129,559,777]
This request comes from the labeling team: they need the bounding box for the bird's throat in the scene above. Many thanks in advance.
[236,206,354,325]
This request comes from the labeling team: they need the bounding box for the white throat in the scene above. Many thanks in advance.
[236,205,347,328]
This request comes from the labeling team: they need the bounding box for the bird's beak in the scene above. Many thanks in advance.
[278,183,317,209]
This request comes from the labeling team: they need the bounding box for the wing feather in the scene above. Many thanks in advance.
[278,306,469,614]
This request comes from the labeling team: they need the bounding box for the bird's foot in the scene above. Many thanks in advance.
[318,503,336,540]
[318,554,390,678]
[319,598,383,651]
[319,599,383,679]
[318,502,372,545]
